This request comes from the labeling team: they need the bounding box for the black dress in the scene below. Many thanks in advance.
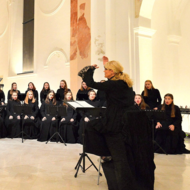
[7,90,20,101]
[5,100,21,138]
[23,100,40,139]
[37,100,58,142]
[82,67,155,190]
[155,104,189,154]
[56,88,71,103]
[59,105,78,143]
[40,89,50,103]
[25,89,39,104]
[141,89,161,109]
[76,89,91,100]
[77,99,100,144]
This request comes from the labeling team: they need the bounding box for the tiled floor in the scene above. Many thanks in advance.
[0,138,190,190]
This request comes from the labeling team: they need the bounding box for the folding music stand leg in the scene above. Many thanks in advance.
[46,132,67,146]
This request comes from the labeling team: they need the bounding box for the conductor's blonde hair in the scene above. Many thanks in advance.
[104,61,133,87]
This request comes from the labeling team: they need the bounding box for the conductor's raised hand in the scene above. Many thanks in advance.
[103,56,109,65]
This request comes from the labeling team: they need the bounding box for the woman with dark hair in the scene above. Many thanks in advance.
[155,93,190,154]
[5,91,21,138]
[23,90,40,139]
[40,82,50,103]
[141,80,162,109]
[56,80,71,103]
[38,90,58,142]
[134,94,149,110]
[25,82,39,104]
[76,81,92,100]
[7,82,20,101]
[59,91,78,143]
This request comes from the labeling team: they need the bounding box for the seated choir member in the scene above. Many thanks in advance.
[77,90,99,143]
[38,90,59,142]
[23,90,40,139]
[5,91,21,138]
[7,82,20,101]
[25,82,39,104]
[155,93,190,154]
[134,94,149,110]
[141,80,162,109]
[96,80,106,107]
[56,80,71,103]
[76,81,92,100]
[59,91,78,143]
[0,89,5,105]
[40,82,50,103]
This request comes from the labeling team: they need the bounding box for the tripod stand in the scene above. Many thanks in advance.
[46,105,67,146]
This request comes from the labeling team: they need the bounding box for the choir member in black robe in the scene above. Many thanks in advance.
[7,82,20,101]
[155,93,190,154]
[76,81,92,100]
[25,82,39,104]
[5,91,21,138]
[40,82,50,104]
[56,80,71,103]
[141,80,162,109]
[23,90,40,139]
[133,94,149,110]
[38,90,58,142]
[77,90,100,144]
[80,56,155,190]
[96,80,106,107]
[59,91,78,143]
[0,89,6,137]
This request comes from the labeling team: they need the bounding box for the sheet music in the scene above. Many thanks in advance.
[67,101,94,108]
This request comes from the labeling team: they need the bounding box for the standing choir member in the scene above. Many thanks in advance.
[56,80,70,103]
[40,82,50,103]
[134,94,149,110]
[6,91,21,138]
[7,82,20,101]
[76,81,92,100]
[80,56,154,190]
[23,90,40,139]
[59,91,78,143]
[155,93,190,154]
[77,90,100,144]
[141,80,162,109]
[38,90,58,142]
[25,82,39,104]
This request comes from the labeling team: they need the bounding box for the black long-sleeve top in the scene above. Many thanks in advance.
[0,90,5,104]
[56,88,71,102]
[40,90,50,103]
[7,90,20,101]
[25,89,39,103]
[83,68,134,133]
[141,89,162,109]
[157,104,182,130]
[24,100,39,117]
[76,89,91,100]
[6,100,21,116]
[40,100,57,118]
[61,105,77,120]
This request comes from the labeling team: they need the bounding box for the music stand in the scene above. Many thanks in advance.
[66,101,104,178]
[45,105,67,146]
[13,105,32,143]
[18,93,26,104]
[144,110,167,155]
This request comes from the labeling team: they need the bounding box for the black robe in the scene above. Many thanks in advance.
[56,88,71,102]
[23,100,40,139]
[5,99,21,138]
[25,89,39,104]
[76,88,91,100]
[82,67,155,190]
[40,89,50,104]
[155,104,188,154]
[7,90,20,101]
[37,100,58,142]
[141,89,162,109]
[59,105,78,143]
